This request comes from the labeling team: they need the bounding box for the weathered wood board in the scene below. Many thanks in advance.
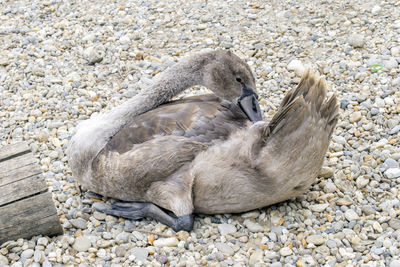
[0,142,63,244]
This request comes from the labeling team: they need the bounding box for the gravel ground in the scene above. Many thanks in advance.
[1,0,400,266]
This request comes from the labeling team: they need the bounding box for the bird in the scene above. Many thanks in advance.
[90,70,338,232]
[68,50,263,231]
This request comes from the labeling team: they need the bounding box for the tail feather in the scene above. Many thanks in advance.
[280,69,318,108]
[266,70,338,139]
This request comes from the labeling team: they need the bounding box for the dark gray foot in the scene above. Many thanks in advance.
[93,201,194,232]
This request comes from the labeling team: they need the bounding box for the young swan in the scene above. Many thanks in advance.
[68,50,262,230]
[94,70,339,231]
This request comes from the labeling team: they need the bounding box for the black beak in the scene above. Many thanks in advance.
[237,83,263,122]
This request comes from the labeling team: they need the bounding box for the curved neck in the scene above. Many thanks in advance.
[104,56,204,124]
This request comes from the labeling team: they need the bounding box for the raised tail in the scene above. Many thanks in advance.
[256,70,339,200]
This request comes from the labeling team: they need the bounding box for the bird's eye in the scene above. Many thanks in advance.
[236,77,242,83]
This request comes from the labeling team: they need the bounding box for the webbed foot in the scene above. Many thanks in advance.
[93,201,194,232]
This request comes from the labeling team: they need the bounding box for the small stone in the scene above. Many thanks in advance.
[389,219,400,230]
[249,250,263,266]
[244,219,264,232]
[279,247,292,256]
[385,168,400,179]
[153,237,179,247]
[337,197,353,206]
[156,254,168,264]
[129,248,148,262]
[370,108,379,115]
[115,246,126,257]
[362,205,376,215]
[319,167,334,178]
[371,5,381,14]
[0,255,8,265]
[356,176,369,188]
[218,224,237,236]
[384,158,399,168]
[306,235,326,245]
[215,252,224,261]
[326,240,337,248]
[33,250,43,263]
[73,236,91,252]
[389,125,400,135]
[270,263,283,267]
[84,45,105,65]
[135,51,144,60]
[37,237,48,246]
[119,35,130,44]
[384,58,398,70]
[176,231,189,241]
[323,182,337,193]
[70,218,87,229]
[287,59,305,76]
[215,242,234,256]
[373,221,383,233]
[20,249,34,259]
[310,204,329,212]
[349,112,362,123]
[345,209,359,221]
[391,47,400,57]
[93,211,107,221]
[239,236,248,243]
[116,232,130,243]
[348,34,365,48]
[390,260,400,267]
[242,210,260,219]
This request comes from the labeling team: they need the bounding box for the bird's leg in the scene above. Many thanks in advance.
[94,201,194,232]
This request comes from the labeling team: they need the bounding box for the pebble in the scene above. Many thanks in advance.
[287,59,305,76]
[391,47,400,57]
[156,254,168,264]
[249,250,264,266]
[319,167,334,178]
[70,218,87,229]
[389,219,400,230]
[115,246,126,257]
[93,211,107,221]
[326,240,337,248]
[270,263,282,267]
[384,168,400,179]
[244,219,264,232]
[345,209,359,221]
[279,247,292,256]
[310,203,329,212]
[348,34,365,48]
[129,247,148,262]
[349,112,362,123]
[391,260,400,267]
[20,249,34,259]
[356,176,369,188]
[215,243,234,256]
[153,237,179,247]
[37,237,48,246]
[73,236,91,252]
[306,235,326,245]
[218,223,237,236]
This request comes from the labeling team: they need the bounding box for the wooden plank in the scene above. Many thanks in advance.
[0,174,46,206]
[0,192,63,243]
[0,162,41,186]
[0,142,30,162]
[0,152,37,174]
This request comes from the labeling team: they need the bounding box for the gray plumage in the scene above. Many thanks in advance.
[68,50,338,231]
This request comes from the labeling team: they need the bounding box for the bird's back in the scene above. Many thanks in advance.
[104,94,250,154]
